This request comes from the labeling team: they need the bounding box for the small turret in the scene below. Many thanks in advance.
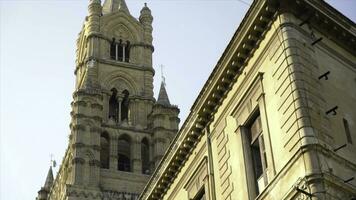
[149,81,180,166]
[36,167,54,200]
[139,3,153,26]
[87,0,102,33]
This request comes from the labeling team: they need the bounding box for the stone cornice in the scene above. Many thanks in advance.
[75,56,155,75]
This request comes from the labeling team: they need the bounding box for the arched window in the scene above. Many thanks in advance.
[141,138,150,174]
[117,39,123,61]
[109,88,119,122]
[124,41,130,62]
[100,132,110,169]
[110,38,116,59]
[109,38,130,63]
[117,135,131,172]
[121,90,129,122]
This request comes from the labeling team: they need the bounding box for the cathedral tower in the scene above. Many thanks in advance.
[37,0,180,199]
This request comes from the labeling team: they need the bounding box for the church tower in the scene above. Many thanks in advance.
[37,0,180,199]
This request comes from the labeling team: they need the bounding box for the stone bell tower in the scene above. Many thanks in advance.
[37,0,180,199]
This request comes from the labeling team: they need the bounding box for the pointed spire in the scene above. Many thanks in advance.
[157,82,171,106]
[44,167,54,189]
[102,0,130,15]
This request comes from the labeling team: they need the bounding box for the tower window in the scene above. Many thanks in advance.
[100,132,110,169]
[343,118,352,144]
[109,88,119,122]
[121,90,129,122]
[118,135,131,172]
[110,38,130,63]
[141,138,150,174]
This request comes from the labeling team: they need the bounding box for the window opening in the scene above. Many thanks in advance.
[193,188,206,200]
[121,90,129,122]
[110,38,116,59]
[109,38,130,63]
[117,135,131,172]
[100,132,110,169]
[141,138,150,174]
[125,41,130,62]
[248,113,267,196]
[343,118,352,144]
[109,88,119,122]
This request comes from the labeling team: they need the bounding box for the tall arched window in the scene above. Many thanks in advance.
[110,38,116,59]
[109,38,130,63]
[109,88,119,122]
[121,90,129,122]
[117,135,131,172]
[124,41,130,62]
[100,132,110,169]
[141,138,150,174]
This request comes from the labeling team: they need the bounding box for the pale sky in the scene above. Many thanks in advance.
[0,0,355,199]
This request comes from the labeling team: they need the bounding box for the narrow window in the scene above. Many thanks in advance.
[141,138,150,174]
[125,41,130,62]
[110,38,116,60]
[343,118,352,144]
[193,188,206,200]
[109,88,119,122]
[248,113,267,196]
[121,90,129,122]
[118,135,131,172]
[100,132,110,169]
[117,40,123,62]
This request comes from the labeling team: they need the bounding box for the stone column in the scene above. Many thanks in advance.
[132,136,142,174]
[117,97,122,124]
[103,92,109,123]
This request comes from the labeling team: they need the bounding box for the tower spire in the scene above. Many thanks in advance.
[157,82,171,106]
[44,166,54,189]
[103,0,130,15]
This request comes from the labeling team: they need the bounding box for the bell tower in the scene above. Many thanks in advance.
[37,0,180,199]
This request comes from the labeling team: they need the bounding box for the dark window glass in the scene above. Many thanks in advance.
[141,138,150,174]
[343,118,353,144]
[121,90,129,122]
[118,135,131,172]
[125,41,130,62]
[100,132,110,169]
[109,88,118,122]
[110,38,116,60]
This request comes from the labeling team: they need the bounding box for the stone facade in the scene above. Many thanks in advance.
[140,0,356,200]
[37,0,180,200]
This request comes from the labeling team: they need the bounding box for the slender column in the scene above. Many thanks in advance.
[132,137,142,174]
[117,97,122,123]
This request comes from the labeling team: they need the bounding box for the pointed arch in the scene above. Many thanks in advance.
[101,72,138,96]
[117,134,131,172]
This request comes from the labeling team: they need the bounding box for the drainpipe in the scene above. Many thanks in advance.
[205,126,217,200]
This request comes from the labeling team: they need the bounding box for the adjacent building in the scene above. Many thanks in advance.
[37,0,180,199]
[140,0,356,199]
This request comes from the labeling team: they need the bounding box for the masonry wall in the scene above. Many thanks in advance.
[159,12,356,200]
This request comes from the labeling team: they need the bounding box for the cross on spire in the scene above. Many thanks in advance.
[160,64,166,86]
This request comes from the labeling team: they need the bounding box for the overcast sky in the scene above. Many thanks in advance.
[0,0,355,199]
